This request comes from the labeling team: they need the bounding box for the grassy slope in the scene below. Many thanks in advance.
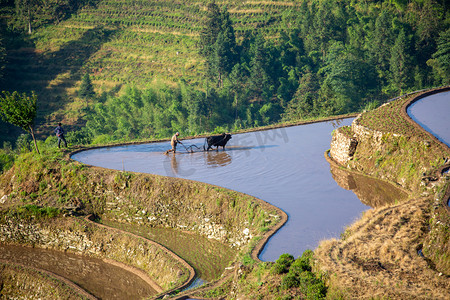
[315,89,450,299]
[0,144,286,297]
[1,0,302,134]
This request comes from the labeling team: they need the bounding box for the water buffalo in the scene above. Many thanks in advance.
[204,133,232,151]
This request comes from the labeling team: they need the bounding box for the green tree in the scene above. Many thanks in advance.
[15,0,40,34]
[322,41,377,112]
[248,34,272,102]
[199,0,222,58]
[202,4,238,87]
[225,63,249,121]
[210,28,236,87]
[0,91,39,154]
[390,29,411,94]
[310,0,344,59]
[427,28,450,85]
[283,70,320,121]
[367,10,395,82]
[79,73,95,100]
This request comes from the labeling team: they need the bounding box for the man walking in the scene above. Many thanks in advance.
[54,122,67,148]
[165,132,182,154]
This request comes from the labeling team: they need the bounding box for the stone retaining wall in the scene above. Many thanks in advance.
[329,126,358,166]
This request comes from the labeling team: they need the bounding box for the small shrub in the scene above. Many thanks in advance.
[271,253,294,274]
[290,256,312,274]
[6,205,61,221]
[306,282,327,299]
[298,270,316,287]
[281,273,299,290]
[91,134,113,145]
[0,148,15,173]
[363,100,380,112]
[16,134,32,153]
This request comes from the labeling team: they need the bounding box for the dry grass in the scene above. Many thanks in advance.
[315,197,449,299]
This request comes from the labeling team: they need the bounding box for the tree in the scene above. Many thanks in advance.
[199,0,222,57]
[427,28,450,85]
[0,91,39,154]
[367,10,395,82]
[283,70,320,121]
[15,0,40,34]
[390,29,411,94]
[0,31,5,82]
[248,34,272,102]
[201,3,238,87]
[322,41,377,112]
[79,73,95,100]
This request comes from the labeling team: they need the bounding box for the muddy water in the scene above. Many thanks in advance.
[74,119,380,261]
[0,244,157,299]
[407,90,450,147]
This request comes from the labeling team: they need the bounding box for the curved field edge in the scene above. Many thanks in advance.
[317,86,450,298]
[0,114,359,299]
[0,141,286,298]
[0,260,95,299]
[0,209,189,295]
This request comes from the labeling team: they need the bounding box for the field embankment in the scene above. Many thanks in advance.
[0,144,285,298]
[0,260,94,299]
[318,87,450,298]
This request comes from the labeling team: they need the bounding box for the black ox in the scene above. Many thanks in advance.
[204,133,232,151]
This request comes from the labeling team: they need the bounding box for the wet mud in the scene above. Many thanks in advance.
[0,244,157,299]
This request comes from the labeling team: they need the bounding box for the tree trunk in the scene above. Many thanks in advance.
[28,125,40,154]
[27,6,32,34]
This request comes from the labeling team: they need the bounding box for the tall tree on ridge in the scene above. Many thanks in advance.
[199,0,222,58]
[201,2,238,87]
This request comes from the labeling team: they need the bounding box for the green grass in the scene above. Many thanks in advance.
[2,205,61,222]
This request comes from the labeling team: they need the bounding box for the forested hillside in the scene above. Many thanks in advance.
[0,0,448,147]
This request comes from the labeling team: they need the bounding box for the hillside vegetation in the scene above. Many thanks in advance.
[0,0,448,148]
[0,1,449,297]
[315,88,450,299]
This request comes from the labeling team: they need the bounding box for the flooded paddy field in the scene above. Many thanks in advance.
[407,90,450,147]
[73,118,394,261]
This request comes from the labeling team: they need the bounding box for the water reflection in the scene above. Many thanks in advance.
[329,164,408,207]
[0,244,157,299]
[329,118,344,129]
[162,150,233,176]
[204,151,232,168]
[73,119,370,261]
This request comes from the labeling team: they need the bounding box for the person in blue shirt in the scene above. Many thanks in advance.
[54,122,67,148]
